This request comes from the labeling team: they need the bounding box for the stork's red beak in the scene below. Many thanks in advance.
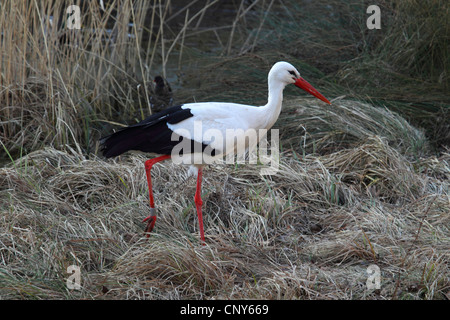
[294,77,331,104]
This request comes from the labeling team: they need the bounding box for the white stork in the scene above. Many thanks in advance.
[100,61,331,243]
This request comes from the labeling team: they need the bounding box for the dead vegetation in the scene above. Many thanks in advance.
[0,0,449,300]
[1,99,448,299]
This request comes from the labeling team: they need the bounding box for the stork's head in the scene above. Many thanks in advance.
[269,61,331,104]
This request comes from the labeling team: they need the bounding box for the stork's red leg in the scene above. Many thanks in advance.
[143,155,171,237]
[194,167,205,244]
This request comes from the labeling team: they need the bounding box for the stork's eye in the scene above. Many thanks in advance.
[288,70,296,76]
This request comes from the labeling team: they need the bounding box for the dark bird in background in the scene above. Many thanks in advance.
[135,75,174,119]
[150,76,173,113]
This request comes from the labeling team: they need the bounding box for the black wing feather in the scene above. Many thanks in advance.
[100,105,191,158]
[100,105,215,158]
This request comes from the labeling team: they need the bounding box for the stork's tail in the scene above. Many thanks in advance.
[100,126,145,158]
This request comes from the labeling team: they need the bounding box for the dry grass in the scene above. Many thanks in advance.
[278,98,430,158]
[1,99,448,299]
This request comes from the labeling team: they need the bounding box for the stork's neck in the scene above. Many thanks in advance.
[261,78,286,129]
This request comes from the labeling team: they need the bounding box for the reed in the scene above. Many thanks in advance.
[0,0,231,159]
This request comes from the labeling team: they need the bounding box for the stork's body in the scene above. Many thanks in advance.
[100,61,331,243]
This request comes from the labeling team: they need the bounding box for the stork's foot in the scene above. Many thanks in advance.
[143,208,157,238]
[143,215,157,237]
